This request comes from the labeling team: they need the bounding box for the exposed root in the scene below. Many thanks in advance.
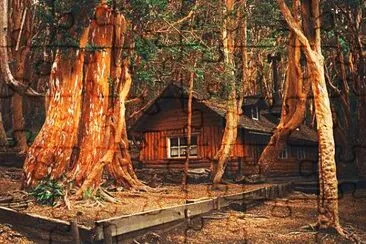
[300,222,317,231]
[131,185,167,193]
[97,187,118,203]
[334,225,363,244]
[300,222,363,243]
[63,190,71,210]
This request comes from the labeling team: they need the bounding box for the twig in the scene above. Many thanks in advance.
[15,8,27,51]
[156,1,199,33]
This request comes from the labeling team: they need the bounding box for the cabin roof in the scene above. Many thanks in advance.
[130,83,317,143]
[242,96,268,108]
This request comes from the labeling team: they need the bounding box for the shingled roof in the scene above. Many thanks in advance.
[130,83,318,143]
[202,100,317,143]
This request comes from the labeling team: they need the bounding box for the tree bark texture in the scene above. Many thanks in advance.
[0,108,7,149]
[8,0,34,152]
[277,0,340,230]
[0,0,39,96]
[182,71,194,187]
[24,3,142,196]
[212,0,239,184]
[258,0,309,175]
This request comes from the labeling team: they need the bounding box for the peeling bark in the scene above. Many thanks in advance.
[212,0,239,184]
[277,0,341,231]
[259,0,309,175]
[24,3,142,196]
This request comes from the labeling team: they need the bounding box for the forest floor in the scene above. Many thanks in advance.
[0,166,365,243]
[0,166,269,226]
[161,190,366,243]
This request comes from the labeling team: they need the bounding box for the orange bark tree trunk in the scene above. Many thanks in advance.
[212,0,239,184]
[23,3,142,196]
[278,0,342,232]
[258,0,309,176]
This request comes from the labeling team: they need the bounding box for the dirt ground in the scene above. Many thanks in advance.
[0,166,365,243]
[0,167,269,226]
[0,224,34,244]
[161,190,366,243]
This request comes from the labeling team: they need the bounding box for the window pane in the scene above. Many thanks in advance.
[191,136,197,146]
[180,146,187,156]
[171,148,179,157]
[170,137,178,146]
[190,146,198,156]
[180,137,187,146]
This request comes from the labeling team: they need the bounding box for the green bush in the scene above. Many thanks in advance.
[30,179,63,206]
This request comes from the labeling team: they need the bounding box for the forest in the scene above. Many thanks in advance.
[0,0,365,243]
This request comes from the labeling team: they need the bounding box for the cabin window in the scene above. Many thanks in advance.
[297,147,306,159]
[251,106,259,120]
[278,147,288,159]
[168,136,198,158]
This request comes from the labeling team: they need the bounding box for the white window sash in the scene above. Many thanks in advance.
[167,136,198,158]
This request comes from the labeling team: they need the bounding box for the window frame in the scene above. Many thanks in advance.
[167,135,198,159]
[278,147,288,159]
[251,106,259,120]
[297,147,306,160]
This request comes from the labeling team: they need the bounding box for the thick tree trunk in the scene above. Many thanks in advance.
[24,3,142,196]
[277,0,341,231]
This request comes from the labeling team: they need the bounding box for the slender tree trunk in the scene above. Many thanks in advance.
[11,94,28,152]
[0,109,7,149]
[238,0,248,108]
[8,0,33,153]
[0,0,39,96]
[182,71,194,187]
[0,80,7,149]
[278,0,342,232]
[213,0,251,184]
[24,3,142,196]
[212,0,239,184]
[258,0,309,176]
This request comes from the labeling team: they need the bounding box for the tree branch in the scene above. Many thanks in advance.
[276,0,317,62]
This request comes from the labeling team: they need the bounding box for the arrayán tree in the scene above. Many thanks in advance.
[23,1,144,197]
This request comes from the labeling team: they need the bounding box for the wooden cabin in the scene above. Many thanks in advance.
[129,83,318,178]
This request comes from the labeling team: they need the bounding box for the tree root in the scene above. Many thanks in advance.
[97,187,118,203]
[300,222,363,243]
[131,185,167,193]
[334,225,363,244]
[63,190,71,210]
